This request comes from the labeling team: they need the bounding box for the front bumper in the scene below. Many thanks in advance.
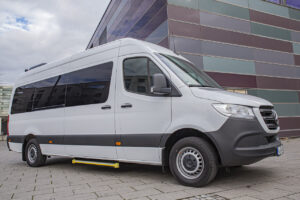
[208,117,282,167]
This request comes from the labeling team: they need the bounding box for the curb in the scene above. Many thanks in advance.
[0,135,7,141]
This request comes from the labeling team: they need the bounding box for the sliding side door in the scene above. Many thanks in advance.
[64,61,117,160]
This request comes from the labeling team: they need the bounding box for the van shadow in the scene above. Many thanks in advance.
[46,157,164,174]
[45,157,276,185]
[213,166,276,187]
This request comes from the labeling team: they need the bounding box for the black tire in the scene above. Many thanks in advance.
[169,137,218,187]
[230,165,243,168]
[25,138,46,167]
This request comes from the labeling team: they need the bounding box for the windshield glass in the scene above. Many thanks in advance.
[156,53,221,88]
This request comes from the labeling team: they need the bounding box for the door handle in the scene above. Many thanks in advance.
[121,103,132,108]
[101,105,111,110]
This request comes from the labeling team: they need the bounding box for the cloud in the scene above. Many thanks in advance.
[0,0,110,84]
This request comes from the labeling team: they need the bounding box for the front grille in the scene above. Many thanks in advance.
[260,106,279,130]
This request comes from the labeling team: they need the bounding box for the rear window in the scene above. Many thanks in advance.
[11,86,35,114]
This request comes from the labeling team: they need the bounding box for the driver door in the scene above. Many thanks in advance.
[115,54,172,164]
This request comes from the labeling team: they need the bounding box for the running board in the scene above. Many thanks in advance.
[72,159,119,168]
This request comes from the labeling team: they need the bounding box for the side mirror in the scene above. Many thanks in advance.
[151,73,171,95]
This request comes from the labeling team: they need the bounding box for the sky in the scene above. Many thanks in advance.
[0,0,110,85]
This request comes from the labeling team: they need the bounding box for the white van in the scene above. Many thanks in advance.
[7,38,283,186]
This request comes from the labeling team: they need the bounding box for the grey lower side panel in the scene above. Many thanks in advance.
[8,134,171,148]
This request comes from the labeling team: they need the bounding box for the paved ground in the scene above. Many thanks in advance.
[0,139,300,200]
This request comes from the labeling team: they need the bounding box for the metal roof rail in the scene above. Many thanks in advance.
[25,63,47,72]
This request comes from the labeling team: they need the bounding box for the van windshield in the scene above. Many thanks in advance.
[156,53,221,89]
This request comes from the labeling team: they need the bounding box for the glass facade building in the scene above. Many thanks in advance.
[266,0,300,9]
[0,85,12,135]
[87,0,168,49]
[87,0,300,137]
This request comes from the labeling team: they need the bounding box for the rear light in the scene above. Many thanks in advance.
[7,115,9,136]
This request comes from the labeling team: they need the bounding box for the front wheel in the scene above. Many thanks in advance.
[25,138,46,167]
[169,137,218,187]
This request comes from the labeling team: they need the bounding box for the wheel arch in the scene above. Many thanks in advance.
[161,128,222,167]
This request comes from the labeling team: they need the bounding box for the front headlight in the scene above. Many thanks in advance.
[212,104,255,119]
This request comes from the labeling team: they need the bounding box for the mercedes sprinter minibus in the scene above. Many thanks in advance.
[7,38,283,186]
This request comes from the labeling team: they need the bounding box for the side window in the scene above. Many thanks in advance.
[65,62,113,107]
[124,58,149,94]
[11,61,113,114]
[149,60,163,87]
[32,76,66,110]
[46,76,66,107]
[11,85,35,114]
[123,57,165,95]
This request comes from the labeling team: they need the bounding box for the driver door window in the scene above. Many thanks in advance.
[123,57,164,96]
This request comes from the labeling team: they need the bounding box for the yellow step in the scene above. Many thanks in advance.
[72,159,119,168]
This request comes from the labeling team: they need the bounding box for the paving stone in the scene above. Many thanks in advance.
[181,193,229,200]
[96,187,136,198]
[232,196,260,200]
[109,181,145,190]
[73,185,110,195]
[0,193,13,199]
[273,197,294,200]
[121,188,161,199]
[149,191,192,200]
[0,139,300,200]
[63,192,98,200]
[184,186,225,196]
[248,188,294,200]
[97,195,124,200]
[215,188,260,199]
[134,183,189,193]
[130,198,151,200]
[287,192,300,200]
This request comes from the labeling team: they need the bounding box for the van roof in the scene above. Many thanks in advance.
[15,38,184,86]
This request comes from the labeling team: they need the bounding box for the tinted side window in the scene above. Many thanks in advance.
[32,76,66,110]
[11,85,35,114]
[46,76,66,107]
[123,57,164,95]
[65,62,113,107]
[11,62,113,114]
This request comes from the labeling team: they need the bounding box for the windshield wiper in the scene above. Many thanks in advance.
[188,84,202,87]
[188,84,214,88]
[201,85,215,88]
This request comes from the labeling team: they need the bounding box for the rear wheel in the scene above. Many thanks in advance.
[25,139,46,167]
[169,137,218,187]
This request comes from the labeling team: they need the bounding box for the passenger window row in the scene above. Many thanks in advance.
[11,62,113,114]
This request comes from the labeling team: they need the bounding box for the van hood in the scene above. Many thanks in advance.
[191,87,273,108]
